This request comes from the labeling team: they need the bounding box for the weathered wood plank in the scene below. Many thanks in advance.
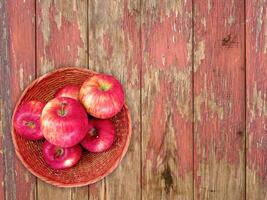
[246,0,267,199]
[4,1,37,200]
[88,0,141,199]
[193,0,245,199]
[141,0,193,199]
[36,0,88,199]
[0,0,9,199]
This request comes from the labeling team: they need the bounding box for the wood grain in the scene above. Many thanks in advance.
[0,0,9,199]
[4,1,37,200]
[193,0,245,199]
[88,0,141,199]
[141,0,193,199]
[36,0,88,199]
[246,0,267,199]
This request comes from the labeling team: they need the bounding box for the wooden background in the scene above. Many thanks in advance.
[0,0,267,199]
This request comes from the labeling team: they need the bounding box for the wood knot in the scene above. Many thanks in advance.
[161,164,173,194]
[237,130,243,135]
[209,189,216,193]
[222,34,237,48]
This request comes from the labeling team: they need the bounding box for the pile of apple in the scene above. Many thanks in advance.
[14,74,125,169]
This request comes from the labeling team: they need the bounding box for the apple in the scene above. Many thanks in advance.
[54,84,80,101]
[79,74,125,119]
[42,140,82,169]
[81,118,115,153]
[41,97,88,147]
[13,100,45,140]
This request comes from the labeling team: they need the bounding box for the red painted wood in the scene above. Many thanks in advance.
[141,0,193,199]
[246,0,267,199]
[194,0,245,199]
[6,0,37,200]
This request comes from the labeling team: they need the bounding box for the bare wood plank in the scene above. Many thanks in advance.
[88,0,141,199]
[36,0,88,199]
[246,0,267,199]
[193,0,245,199]
[141,0,193,199]
[4,1,37,200]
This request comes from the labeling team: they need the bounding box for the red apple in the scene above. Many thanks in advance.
[81,119,115,153]
[79,74,125,119]
[42,140,82,169]
[54,84,80,101]
[41,97,88,147]
[13,100,45,140]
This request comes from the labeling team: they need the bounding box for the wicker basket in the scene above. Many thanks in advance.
[11,67,132,187]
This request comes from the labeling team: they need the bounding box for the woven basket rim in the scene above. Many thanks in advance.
[11,67,132,187]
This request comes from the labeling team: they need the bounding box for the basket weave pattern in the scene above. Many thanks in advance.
[11,67,131,187]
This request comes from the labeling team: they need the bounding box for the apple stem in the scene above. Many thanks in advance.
[100,83,111,91]
[90,128,99,138]
[55,148,64,158]
[25,121,35,129]
[58,102,67,116]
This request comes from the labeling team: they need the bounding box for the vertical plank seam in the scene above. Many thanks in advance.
[192,0,195,199]
[86,0,89,199]
[34,0,38,199]
[34,0,37,79]
[104,178,107,200]
[0,0,8,199]
[139,0,143,200]
[244,0,247,199]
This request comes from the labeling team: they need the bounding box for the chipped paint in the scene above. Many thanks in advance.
[37,0,84,71]
[24,173,29,183]
[201,17,206,29]
[208,0,212,12]
[264,12,267,53]
[144,14,189,69]
[19,67,24,90]
[194,72,226,121]
[228,14,235,26]
[255,1,264,52]
[251,84,267,118]
[103,33,113,58]
[142,0,192,198]
[54,10,62,29]
[194,40,205,72]
[40,0,51,46]
[39,57,54,75]
[146,79,169,168]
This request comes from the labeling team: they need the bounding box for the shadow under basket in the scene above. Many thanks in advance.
[11,67,132,187]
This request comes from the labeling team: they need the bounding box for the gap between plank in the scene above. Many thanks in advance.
[139,0,143,200]
[192,0,195,199]
[244,0,247,199]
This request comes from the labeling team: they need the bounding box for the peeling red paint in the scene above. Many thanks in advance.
[142,1,193,196]
[37,1,84,69]
[172,105,193,177]
[194,0,245,197]
[103,33,113,58]
[145,76,192,178]
[145,78,170,172]
[122,0,141,87]
[8,0,36,103]
[246,0,267,180]
[143,14,188,70]
[7,1,36,199]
